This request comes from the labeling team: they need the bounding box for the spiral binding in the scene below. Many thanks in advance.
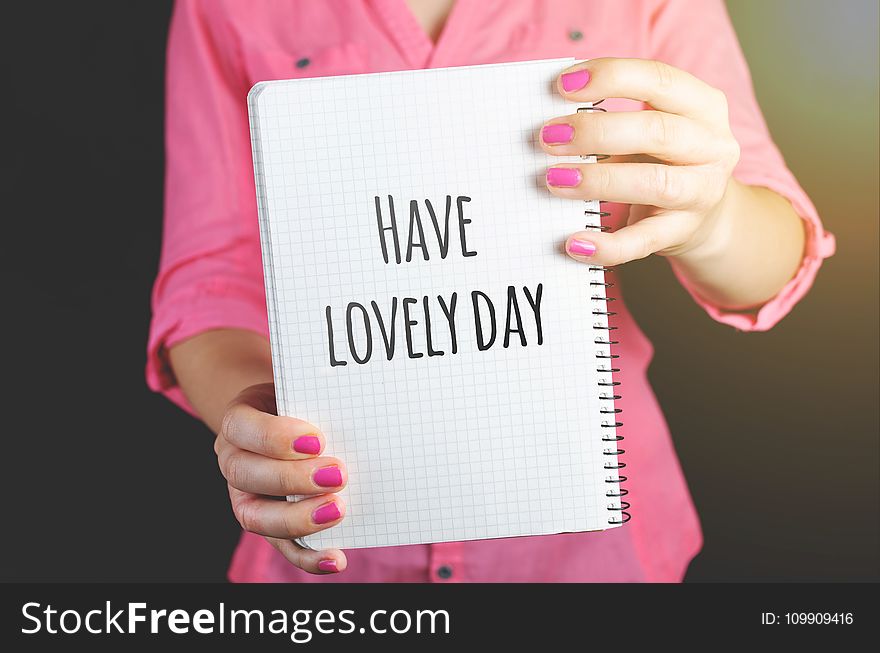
[578,101,630,525]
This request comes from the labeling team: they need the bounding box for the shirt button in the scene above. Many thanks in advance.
[295,57,311,69]
[436,565,453,580]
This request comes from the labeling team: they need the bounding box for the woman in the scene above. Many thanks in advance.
[148,0,834,582]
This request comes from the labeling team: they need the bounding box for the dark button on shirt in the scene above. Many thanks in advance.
[436,565,453,580]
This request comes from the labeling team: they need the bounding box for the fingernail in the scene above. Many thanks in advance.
[313,465,343,488]
[568,239,597,257]
[541,124,574,145]
[561,69,590,92]
[313,501,342,524]
[318,559,339,573]
[546,167,582,187]
[293,435,321,455]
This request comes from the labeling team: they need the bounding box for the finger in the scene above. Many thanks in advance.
[546,162,721,211]
[556,58,727,120]
[221,385,324,460]
[564,215,694,266]
[266,537,347,575]
[229,486,346,539]
[218,447,347,495]
[540,110,717,164]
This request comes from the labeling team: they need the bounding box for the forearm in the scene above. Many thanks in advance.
[669,179,807,311]
[169,329,274,432]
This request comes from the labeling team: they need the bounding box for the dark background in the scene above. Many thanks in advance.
[2,1,877,582]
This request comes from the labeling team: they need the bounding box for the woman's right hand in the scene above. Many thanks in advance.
[214,382,348,574]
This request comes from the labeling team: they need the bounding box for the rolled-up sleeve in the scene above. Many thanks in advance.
[648,0,835,331]
[147,0,268,413]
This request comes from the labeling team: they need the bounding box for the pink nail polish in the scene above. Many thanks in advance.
[568,239,597,256]
[561,69,590,92]
[313,466,343,488]
[293,435,321,455]
[541,124,574,145]
[318,559,339,573]
[546,168,582,187]
[313,501,342,524]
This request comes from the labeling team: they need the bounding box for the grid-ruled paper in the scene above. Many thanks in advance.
[249,59,621,550]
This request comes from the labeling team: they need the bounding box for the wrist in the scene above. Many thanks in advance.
[170,329,274,431]
[669,177,743,265]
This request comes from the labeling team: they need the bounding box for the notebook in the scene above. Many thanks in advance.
[248,58,628,550]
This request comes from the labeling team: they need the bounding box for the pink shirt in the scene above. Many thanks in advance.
[148,0,835,583]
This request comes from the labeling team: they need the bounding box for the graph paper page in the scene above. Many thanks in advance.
[249,59,622,549]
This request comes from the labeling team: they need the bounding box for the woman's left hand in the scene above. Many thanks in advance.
[541,57,742,267]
